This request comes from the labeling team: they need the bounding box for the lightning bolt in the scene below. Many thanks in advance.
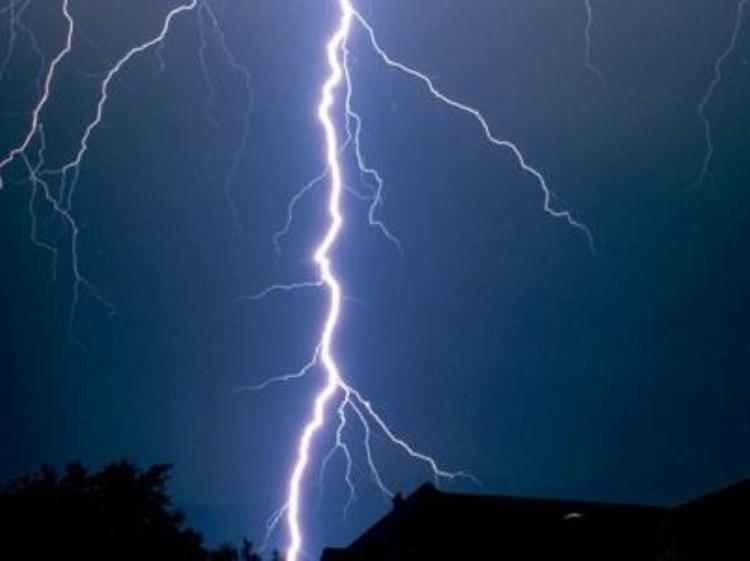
[196,2,255,243]
[0,0,74,189]
[153,0,255,241]
[0,0,90,339]
[282,6,355,558]
[352,10,594,250]
[583,0,607,91]
[259,2,593,560]
[0,0,202,339]
[3,2,593,559]
[341,39,403,255]
[42,1,199,213]
[691,0,748,189]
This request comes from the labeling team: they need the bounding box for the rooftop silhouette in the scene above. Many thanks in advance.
[322,479,750,560]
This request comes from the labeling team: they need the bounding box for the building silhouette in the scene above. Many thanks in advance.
[321,479,750,560]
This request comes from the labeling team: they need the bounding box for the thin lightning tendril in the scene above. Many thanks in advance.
[20,127,114,341]
[352,10,595,252]
[261,503,289,553]
[151,0,256,241]
[584,0,607,91]
[0,0,201,339]
[196,4,221,130]
[0,0,102,342]
[235,346,320,394]
[347,397,394,498]
[25,126,59,274]
[0,0,18,82]
[691,0,748,189]
[15,0,47,93]
[44,0,200,212]
[198,1,255,242]
[235,280,324,302]
[0,0,74,189]
[273,168,329,262]
[341,41,403,255]
[318,395,356,520]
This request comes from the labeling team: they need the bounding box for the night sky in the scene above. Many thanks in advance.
[1,0,750,558]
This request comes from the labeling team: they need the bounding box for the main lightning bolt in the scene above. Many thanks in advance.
[283,6,353,560]
[273,2,593,560]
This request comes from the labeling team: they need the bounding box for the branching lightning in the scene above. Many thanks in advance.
[197,2,255,242]
[318,394,356,519]
[352,10,595,251]
[3,2,599,560]
[272,167,329,262]
[0,0,92,339]
[14,0,47,93]
[236,346,321,394]
[272,22,405,262]
[691,0,748,189]
[0,0,74,189]
[341,40,403,255]
[41,1,199,213]
[245,2,593,560]
[0,0,219,339]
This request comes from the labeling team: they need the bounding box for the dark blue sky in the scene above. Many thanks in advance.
[1,0,749,557]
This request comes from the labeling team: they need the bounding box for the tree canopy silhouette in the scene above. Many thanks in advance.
[0,460,270,560]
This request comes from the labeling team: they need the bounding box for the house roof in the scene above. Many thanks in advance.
[322,479,750,561]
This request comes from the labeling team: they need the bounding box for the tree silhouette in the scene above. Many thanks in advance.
[0,460,263,561]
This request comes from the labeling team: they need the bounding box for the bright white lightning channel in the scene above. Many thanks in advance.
[269,2,593,561]
[691,0,748,188]
[283,5,353,560]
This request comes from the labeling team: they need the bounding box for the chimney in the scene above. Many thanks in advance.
[392,492,405,510]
